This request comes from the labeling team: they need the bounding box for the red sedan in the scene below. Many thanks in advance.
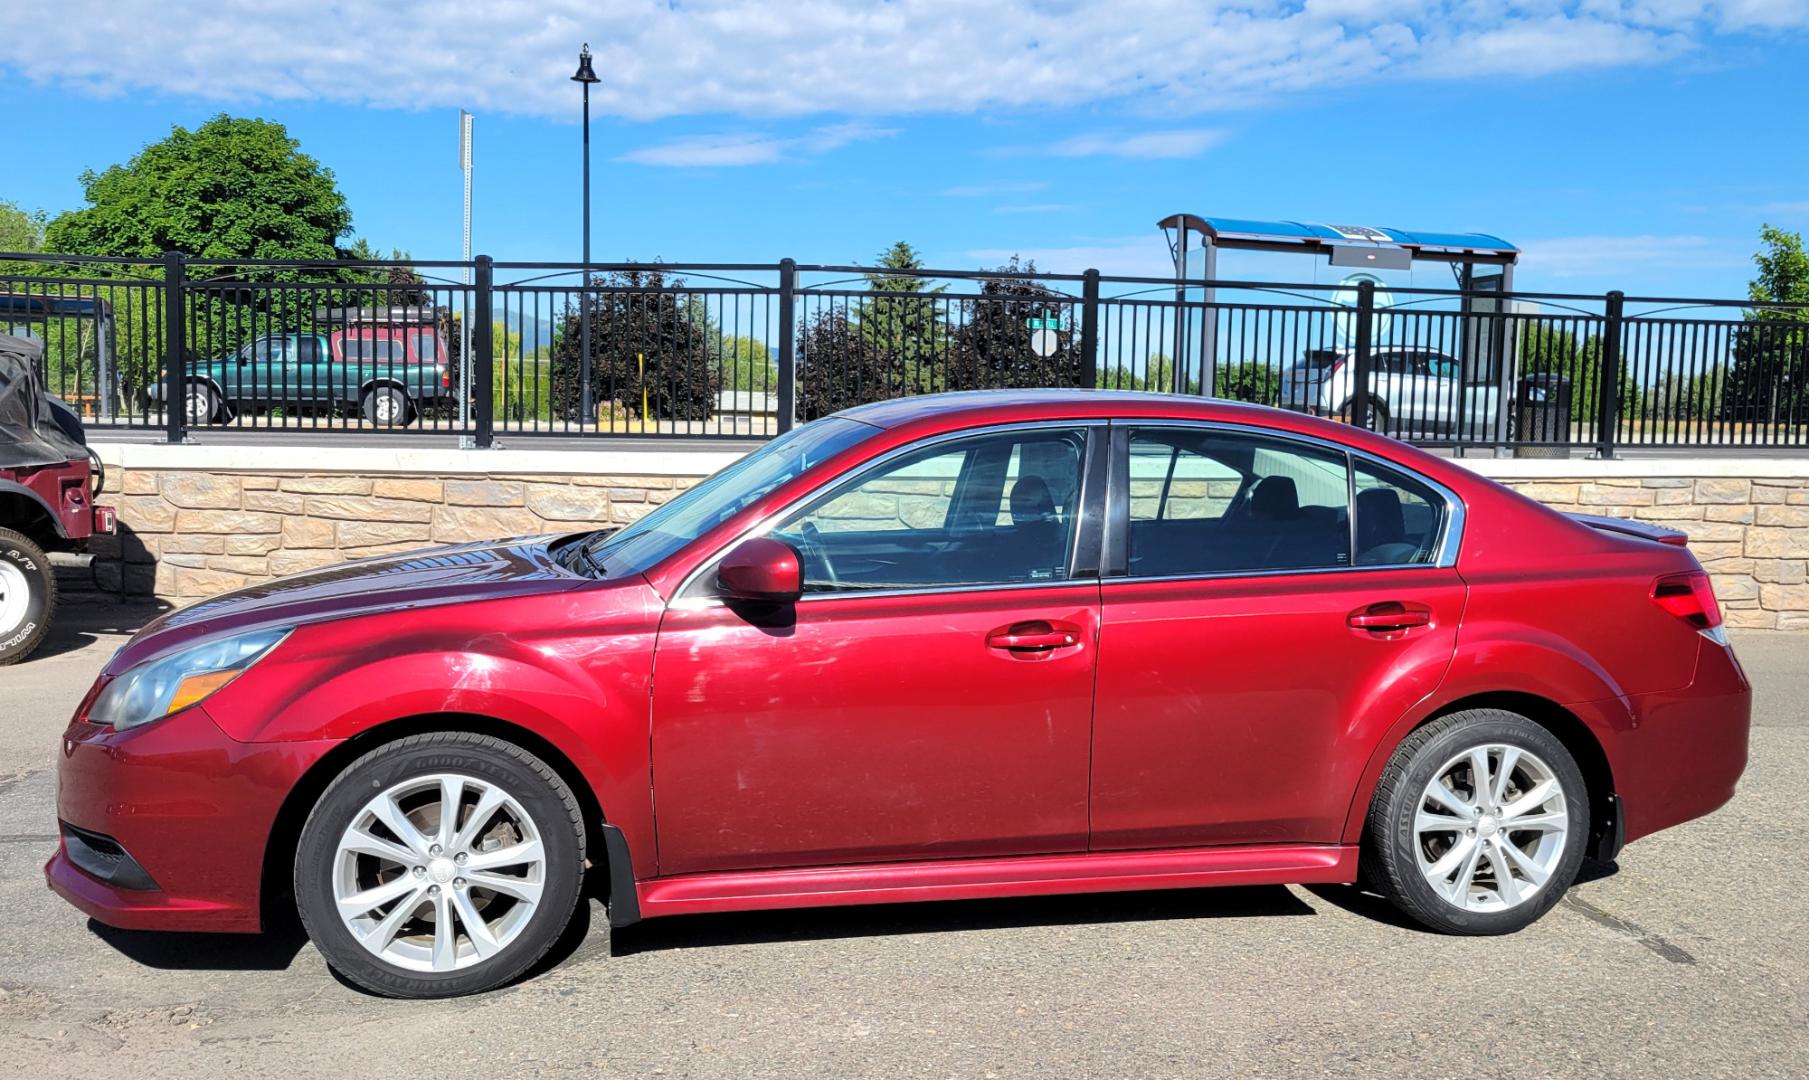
[47,391,1750,998]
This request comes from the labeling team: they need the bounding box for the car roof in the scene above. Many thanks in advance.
[830,389,1475,491]
[836,389,1303,429]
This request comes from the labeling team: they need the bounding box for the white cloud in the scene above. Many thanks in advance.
[617,123,894,167]
[1516,234,1749,278]
[994,203,1080,214]
[1046,129,1227,159]
[0,1,1772,121]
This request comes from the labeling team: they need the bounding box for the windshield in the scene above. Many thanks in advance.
[573,416,877,579]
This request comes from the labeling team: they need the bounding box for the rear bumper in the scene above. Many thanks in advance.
[1613,636,1752,845]
[45,704,335,934]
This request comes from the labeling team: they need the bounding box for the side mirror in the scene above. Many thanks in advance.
[716,537,802,603]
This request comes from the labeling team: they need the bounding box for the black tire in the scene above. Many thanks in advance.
[184,382,222,425]
[1362,709,1589,935]
[0,527,56,665]
[1332,397,1389,434]
[294,732,587,998]
[361,385,412,427]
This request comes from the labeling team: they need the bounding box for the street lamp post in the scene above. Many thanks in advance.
[572,44,601,424]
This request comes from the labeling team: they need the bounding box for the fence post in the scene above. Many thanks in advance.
[473,255,495,449]
[776,258,797,434]
[1596,290,1623,459]
[161,251,187,444]
[1351,278,1375,430]
[1079,269,1100,390]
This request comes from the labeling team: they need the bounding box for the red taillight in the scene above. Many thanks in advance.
[1651,571,1722,630]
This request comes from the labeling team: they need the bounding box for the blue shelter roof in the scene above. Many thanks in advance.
[1160,214,1517,260]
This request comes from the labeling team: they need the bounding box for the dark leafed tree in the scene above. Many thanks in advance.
[548,269,719,423]
[797,306,903,421]
[945,258,1083,391]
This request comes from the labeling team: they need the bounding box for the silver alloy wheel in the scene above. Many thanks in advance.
[333,773,547,973]
[184,386,213,424]
[373,390,401,423]
[1414,743,1569,913]
[0,561,27,637]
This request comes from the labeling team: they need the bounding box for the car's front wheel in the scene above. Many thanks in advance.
[294,732,587,997]
[184,382,222,425]
[1363,709,1589,934]
[0,527,55,665]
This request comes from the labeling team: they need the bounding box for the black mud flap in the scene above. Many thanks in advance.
[600,824,642,929]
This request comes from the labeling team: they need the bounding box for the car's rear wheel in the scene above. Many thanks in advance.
[1363,709,1588,934]
[361,386,412,427]
[0,528,55,665]
[294,732,587,998]
[1331,397,1389,433]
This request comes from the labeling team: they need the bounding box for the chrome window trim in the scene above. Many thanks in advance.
[1108,419,1466,582]
[673,419,1110,606]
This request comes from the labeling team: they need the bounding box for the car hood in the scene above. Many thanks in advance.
[109,534,593,674]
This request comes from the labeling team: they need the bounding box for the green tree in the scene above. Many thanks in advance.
[1217,360,1277,404]
[856,241,948,391]
[44,114,351,262]
[1517,319,1636,419]
[34,117,366,407]
[1723,225,1809,427]
[719,335,778,393]
[1,198,46,254]
[1648,366,1725,423]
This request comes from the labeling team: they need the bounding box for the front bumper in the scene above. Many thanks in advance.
[45,704,336,933]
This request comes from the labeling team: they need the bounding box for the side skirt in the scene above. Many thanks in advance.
[634,843,1358,920]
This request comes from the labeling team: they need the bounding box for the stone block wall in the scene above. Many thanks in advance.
[90,469,693,602]
[1495,475,1809,630]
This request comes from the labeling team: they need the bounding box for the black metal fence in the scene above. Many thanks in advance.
[2,251,1806,455]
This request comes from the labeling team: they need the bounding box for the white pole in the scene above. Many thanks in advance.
[459,110,474,429]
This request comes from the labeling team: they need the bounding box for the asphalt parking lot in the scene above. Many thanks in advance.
[1,602,1805,1079]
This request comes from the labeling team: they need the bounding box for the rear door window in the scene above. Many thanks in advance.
[1353,459,1446,565]
[1124,428,1352,577]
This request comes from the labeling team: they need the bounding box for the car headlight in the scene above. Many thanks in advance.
[90,627,290,731]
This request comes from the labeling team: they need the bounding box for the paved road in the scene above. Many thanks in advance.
[2,602,1805,1079]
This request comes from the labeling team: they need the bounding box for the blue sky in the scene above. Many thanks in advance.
[2,1,1807,299]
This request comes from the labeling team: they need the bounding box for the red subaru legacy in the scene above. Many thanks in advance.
[48,391,1750,997]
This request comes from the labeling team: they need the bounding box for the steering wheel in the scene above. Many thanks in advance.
[795,521,840,588]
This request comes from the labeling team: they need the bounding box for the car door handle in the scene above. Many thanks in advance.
[1347,601,1433,632]
[986,621,1082,652]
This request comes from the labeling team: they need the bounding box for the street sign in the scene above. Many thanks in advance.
[1030,328,1061,358]
[1025,315,1065,331]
